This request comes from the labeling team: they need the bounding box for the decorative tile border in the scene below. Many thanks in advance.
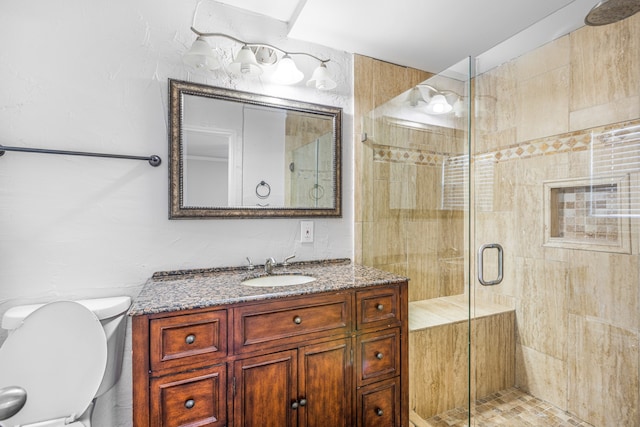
[368,118,640,166]
[483,118,640,163]
[372,144,446,166]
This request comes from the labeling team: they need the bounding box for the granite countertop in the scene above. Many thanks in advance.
[129,259,408,316]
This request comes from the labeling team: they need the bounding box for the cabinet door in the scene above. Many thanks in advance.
[356,377,401,427]
[298,339,352,427]
[356,328,401,386]
[149,363,227,427]
[233,350,298,427]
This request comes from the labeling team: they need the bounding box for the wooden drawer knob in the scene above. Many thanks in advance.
[293,316,302,324]
[376,303,384,311]
[185,334,196,344]
[184,399,195,409]
[375,352,384,360]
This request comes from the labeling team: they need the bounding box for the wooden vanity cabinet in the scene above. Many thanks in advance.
[233,338,351,427]
[132,281,408,427]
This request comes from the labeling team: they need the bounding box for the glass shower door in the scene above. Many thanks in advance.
[470,24,640,424]
[358,56,473,426]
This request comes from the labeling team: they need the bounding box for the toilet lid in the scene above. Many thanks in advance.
[0,301,107,426]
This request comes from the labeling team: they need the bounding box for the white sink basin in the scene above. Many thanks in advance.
[241,274,316,287]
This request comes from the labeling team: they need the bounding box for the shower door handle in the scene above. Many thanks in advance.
[477,243,503,286]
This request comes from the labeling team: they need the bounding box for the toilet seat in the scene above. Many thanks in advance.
[0,301,107,427]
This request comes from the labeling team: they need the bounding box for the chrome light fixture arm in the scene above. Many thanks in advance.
[189,27,331,65]
[417,83,461,98]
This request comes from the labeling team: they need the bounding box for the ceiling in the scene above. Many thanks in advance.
[213,0,599,73]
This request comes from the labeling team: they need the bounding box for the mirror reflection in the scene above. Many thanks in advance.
[169,79,342,218]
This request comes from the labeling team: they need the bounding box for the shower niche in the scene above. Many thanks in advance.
[544,176,632,253]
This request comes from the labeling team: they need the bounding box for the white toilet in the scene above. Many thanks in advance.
[0,296,131,427]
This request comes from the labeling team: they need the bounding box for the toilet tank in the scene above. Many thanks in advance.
[2,296,131,397]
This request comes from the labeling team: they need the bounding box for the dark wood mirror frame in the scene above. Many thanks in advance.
[168,79,342,219]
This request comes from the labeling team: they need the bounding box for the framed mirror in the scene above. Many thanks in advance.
[168,79,342,218]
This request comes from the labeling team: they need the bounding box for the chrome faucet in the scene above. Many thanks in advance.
[283,254,296,267]
[265,257,276,274]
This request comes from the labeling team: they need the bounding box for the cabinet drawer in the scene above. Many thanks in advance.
[356,286,400,329]
[150,364,227,427]
[356,377,401,427]
[356,328,401,386]
[233,293,351,353]
[150,310,227,372]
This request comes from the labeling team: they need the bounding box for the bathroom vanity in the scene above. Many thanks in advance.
[129,260,408,427]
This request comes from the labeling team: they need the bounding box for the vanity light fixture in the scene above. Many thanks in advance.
[272,54,304,85]
[407,87,427,107]
[183,36,221,71]
[183,27,336,90]
[227,45,263,76]
[407,84,464,116]
[307,62,337,90]
[425,94,453,114]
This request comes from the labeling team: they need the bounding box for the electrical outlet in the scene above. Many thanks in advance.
[300,221,314,243]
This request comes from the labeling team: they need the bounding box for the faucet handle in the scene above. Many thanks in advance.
[283,254,296,267]
[246,257,254,271]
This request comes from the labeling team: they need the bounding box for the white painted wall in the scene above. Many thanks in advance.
[0,1,353,425]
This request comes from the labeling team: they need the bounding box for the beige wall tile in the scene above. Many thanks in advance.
[410,312,515,418]
[361,219,406,266]
[570,13,640,113]
[357,142,375,223]
[516,65,570,141]
[515,344,567,410]
[409,322,469,418]
[475,62,518,139]
[492,159,517,212]
[407,253,440,301]
[568,251,639,331]
[570,95,640,130]
[516,36,571,81]
[414,166,440,215]
[516,258,568,360]
[566,148,591,177]
[472,312,516,398]
[568,314,639,426]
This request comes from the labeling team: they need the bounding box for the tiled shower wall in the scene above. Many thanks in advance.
[355,56,440,302]
[474,13,640,427]
[355,12,639,427]
[354,56,467,303]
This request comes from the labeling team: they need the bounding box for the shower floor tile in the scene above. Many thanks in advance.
[410,387,594,427]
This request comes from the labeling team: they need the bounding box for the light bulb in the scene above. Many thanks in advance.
[183,37,221,71]
[426,94,452,115]
[306,63,336,90]
[272,55,304,85]
[228,45,262,76]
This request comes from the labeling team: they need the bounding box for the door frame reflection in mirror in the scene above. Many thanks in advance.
[168,79,342,218]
